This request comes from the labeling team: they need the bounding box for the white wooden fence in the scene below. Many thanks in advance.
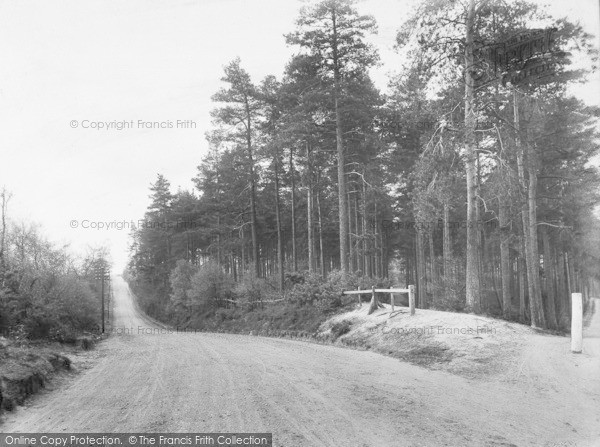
[342,285,416,316]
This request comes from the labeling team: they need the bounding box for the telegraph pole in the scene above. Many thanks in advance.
[95,262,110,334]
[104,271,110,329]
[107,278,111,322]
[101,272,105,333]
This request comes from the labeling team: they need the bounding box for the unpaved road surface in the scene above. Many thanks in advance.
[2,277,599,447]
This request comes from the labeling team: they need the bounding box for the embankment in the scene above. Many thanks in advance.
[0,337,96,414]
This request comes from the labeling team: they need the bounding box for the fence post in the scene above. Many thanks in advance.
[357,286,360,306]
[390,293,394,312]
[408,285,415,316]
[571,292,583,353]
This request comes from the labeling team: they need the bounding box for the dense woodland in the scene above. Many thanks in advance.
[126,0,600,331]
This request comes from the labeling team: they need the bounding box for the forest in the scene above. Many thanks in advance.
[126,0,600,332]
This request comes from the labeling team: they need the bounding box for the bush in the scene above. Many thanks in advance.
[233,265,279,306]
[0,269,21,335]
[284,272,306,287]
[330,320,352,338]
[185,302,329,335]
[168,260,196,315]
[433,260,466,312]
[17,273,100,340]
[214,307,236,323]
[287,270,357,311]
[188,261,234,311]
[286,273,321,306]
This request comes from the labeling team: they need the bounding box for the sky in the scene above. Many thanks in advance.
[0,0,599,272]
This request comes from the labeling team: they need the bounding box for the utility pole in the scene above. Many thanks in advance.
[95,262,109,334]
[107,278,111,322]
[101,273,105,333]
[105,272,111,327]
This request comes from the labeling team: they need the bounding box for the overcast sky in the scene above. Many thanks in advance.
[1,0,598,272]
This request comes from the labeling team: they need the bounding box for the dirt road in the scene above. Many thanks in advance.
[2,277,599,447]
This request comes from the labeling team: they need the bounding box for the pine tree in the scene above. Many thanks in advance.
[287,0,378,277]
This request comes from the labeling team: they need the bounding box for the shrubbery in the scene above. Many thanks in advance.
[285,270,394,310]
[167,260,236,321]
[166,265,397,318]
[168,259,196,314]
[140,263,402,334]
[330,319,352,338]
[188,261,235,309]
[184,300,330,335]
[1,268,100,341]
[233,268,276,306]
[172,270,397,336]
[286,270,350,310]
[0,222,108,342]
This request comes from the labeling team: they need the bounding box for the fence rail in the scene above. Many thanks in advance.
[343,285,416,316]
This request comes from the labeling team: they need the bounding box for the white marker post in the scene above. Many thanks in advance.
[408,285,415,316]
[571,292,583,353]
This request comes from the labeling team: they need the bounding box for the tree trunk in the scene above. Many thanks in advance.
[464,0,482,313]
[541,226,558,329]
[232,252,237,282]
[477,154,485,312]
[526,155,545,328]
[240,226,246,277]
[515,96,531,324]
[565,251,572,295]
[246,107,260,278]
[216,215,222,266]
[354,187,360,274]
[0,189,9,274]
[274,152,285,294]
[289,147,298,272]
[443,202,454,303]
[555,247,568,329]
[416,229,427,308]
[499,198,512,318]
[565,251,573,323]
[332,9,348,277]
[316,174,325,277]
[379,223,385,277]
[362,178,369,277]
[514,89,545,328]
[374,202,380,278]
[348,187,354,273]
[307,142,314,274]
[336,106,349,276]
[428,228,437,307]
[518,247,527,322]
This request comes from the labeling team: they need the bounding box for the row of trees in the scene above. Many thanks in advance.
[0,188,108,339]
[127,0,600,330]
